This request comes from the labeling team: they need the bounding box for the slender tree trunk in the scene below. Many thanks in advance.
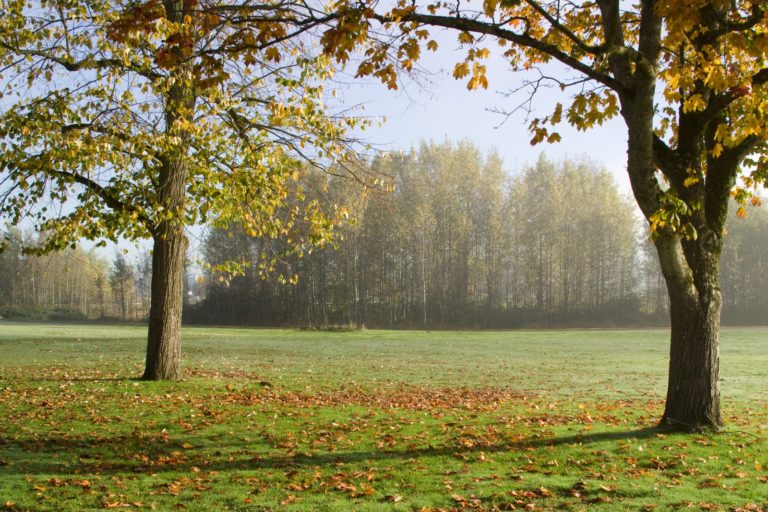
[353,248,360,327]
[141,0,194,379]
[143,224,188,380]
[421,232,427,329]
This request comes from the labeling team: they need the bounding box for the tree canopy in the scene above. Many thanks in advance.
[0,0,361,255]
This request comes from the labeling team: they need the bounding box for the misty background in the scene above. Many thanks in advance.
[2,141,765,329]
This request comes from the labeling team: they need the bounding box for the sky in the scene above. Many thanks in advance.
[333,31,632,192]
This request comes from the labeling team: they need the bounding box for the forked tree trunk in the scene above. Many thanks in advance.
[655,232,725,431]
[142,223,188,381]
[617,7,726,429]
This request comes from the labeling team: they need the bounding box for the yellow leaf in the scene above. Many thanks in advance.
[683,176,699,187]
[683,94,706,113]
[483,0,499,16]
[550,103,563,125]
[453,62,470,79]
[714,123,729,141]
[458,32,474,44]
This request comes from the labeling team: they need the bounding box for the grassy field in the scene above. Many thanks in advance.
[1,322,767,511]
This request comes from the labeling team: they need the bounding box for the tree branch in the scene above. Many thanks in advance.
[652,134,680,180]
[0,42,162,80]
[375,11,623,92]
[523,0,605,56]
[47,167,156,232]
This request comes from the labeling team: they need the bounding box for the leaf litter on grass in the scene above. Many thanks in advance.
[3,377,768,511]
[2,327,768,511]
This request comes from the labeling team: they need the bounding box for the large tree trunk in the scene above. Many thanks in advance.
[655,232,725,431]
[612,0,725,432]
[142,223,188,381]
[141,0,194,380]
[141,147,190,381]
[661,283,723,430]
[142,143,189,381]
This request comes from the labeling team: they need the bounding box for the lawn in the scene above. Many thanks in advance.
[1,322,767,511]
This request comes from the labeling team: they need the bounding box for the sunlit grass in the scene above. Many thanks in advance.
[1,322,767,511]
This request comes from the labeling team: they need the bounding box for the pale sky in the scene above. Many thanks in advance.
[334,32,631,191]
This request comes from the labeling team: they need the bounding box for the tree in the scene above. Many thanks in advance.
[0,0,363,379]
[720,205,768,324]
[193,143,641,329]
[110,252,136,320]
[134,250,153,318]
[509,155,638,323]
[0,229,111,318]
[0,229,24,311]
[323,0,768,430]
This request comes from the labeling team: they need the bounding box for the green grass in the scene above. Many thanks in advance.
[1,322,767,511]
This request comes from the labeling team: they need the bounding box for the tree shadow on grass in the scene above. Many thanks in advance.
[1,431,678,512]
[0,424,667,477]
[520,425,668,448]
[20,377,137,383]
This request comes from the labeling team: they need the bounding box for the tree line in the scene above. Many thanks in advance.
[0,230,152,322]
[4,143,765,329]
[190,142,768,329]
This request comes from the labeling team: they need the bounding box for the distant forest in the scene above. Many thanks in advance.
[2,142,766,328]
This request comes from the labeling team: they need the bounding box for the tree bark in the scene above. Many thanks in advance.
[142,224,188,381]
[610,0,724,431]
[661,282,723,430]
